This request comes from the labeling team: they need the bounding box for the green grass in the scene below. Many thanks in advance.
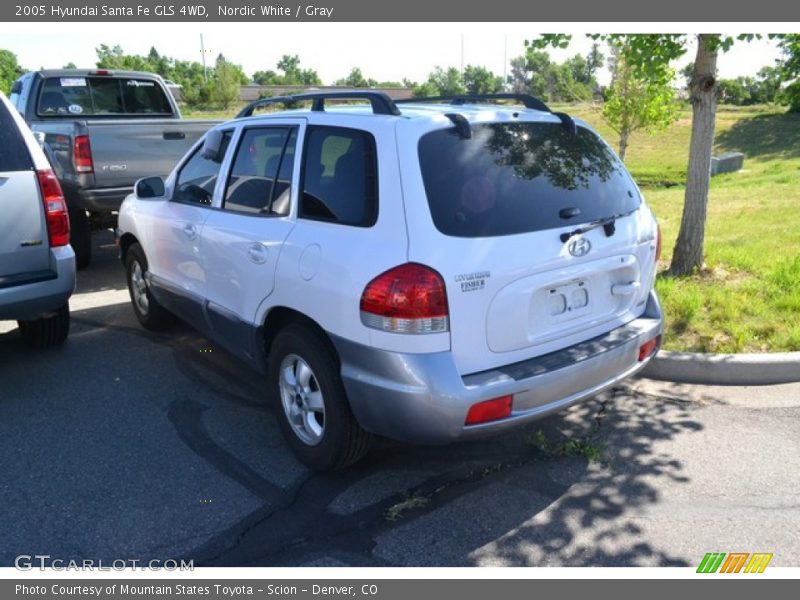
[188,100,800,353]
[558,103,800,353]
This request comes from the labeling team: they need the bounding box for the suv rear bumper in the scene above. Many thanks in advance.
[0,245,75,320]
[332,291,663,444]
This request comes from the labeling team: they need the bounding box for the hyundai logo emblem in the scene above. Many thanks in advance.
[568,237,592,257]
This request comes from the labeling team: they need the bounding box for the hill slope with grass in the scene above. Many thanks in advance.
[564,104,800,353]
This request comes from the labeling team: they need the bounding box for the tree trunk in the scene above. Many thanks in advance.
[618,129,629,161]
[669,34,719,276]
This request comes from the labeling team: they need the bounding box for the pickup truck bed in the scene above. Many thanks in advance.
[10,69,220,267]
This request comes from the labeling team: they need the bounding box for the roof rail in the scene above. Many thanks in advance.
[236,90,402,118]
[395,93,551,113]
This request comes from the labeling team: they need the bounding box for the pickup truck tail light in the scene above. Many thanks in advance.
[73,135,94,173]
[36,169,70,248]
[360,263,449,334]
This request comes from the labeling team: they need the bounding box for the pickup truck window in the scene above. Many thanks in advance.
[173,131,233,206]
[37,76,173,117]
[223,126,298,216]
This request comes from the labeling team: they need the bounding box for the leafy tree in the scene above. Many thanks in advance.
[602,41,679,160]
[252,70,279,85]
[209,54,240,109]
[63,61,77,69]
[462,65,503,94]
[413,66,465,97]
[531,33,762,276]
[334,67,378,88]
[0,49,23,94]
[777,34,800,112]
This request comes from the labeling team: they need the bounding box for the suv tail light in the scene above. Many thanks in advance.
[360,263,449,334]
[36,169,70,247]
[73,135,94,173]
[655,223,662,263]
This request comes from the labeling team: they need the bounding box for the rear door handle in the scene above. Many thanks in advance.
[163,131,186,140]
[182,223,197,240]
[611,281,641,296]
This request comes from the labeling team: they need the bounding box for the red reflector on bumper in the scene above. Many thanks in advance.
[465,395,513,425]
[638,336,661,361]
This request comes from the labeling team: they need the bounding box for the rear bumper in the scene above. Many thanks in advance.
[333,290,663,444]
[72,186,131,212]
[0,245,75,320]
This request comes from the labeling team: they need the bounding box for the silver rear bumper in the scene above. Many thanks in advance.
[332,291,663,444]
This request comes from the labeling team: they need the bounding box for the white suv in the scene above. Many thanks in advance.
[117,92,663,470]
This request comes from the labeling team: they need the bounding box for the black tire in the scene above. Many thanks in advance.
[68,207,92,270]
[268,324,372,471]
[125,243,175,331]
[18,303,70,348]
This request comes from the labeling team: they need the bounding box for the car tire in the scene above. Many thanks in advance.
[18,303,70,348]
[68,207,92,270]
[268,324,372,471]
[125,243,175,331]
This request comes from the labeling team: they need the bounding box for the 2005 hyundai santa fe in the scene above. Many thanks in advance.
[116,91,663,470]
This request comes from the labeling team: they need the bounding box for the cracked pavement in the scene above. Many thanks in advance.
[1,231,799,567]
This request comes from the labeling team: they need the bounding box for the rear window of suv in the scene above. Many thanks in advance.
[418,122,640,238]
[0,100,33,171]
[37,76,173,117]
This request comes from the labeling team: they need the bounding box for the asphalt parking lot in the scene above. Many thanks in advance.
[1,231,799,567]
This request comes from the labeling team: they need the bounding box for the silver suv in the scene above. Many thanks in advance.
[0,92,75,347]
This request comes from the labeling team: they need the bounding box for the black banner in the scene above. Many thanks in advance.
[2,0,800,22]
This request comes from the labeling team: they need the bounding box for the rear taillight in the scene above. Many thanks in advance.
[655,223,662,263]
[73,135,94,173]
[465,395,513,425]
[360,263,449,334]
[36,169,70,248]
[638,336,661,361]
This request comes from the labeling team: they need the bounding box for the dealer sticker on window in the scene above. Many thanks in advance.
[60,78,87,87]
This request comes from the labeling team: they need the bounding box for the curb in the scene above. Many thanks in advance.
[642,350,800,386]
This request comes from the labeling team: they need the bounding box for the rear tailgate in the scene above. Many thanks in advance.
[86,119,219,189]
[397,113,659,375]
[0,101,50,282]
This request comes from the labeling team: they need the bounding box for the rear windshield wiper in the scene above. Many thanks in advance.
[559,209,636,243]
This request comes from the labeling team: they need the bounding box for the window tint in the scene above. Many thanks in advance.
[37,76,172,117]
[173,131,232,206]
[300,126,377,226]
[418,123,641,238]
[224,126,297,215]
[0,100,33,172]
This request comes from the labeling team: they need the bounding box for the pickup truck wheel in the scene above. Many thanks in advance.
[18,303,70,348]
[125,243,175,331]
[68,207,92,269]
[268,324,372,470]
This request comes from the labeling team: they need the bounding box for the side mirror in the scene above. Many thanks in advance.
[10,80,22,95]
[201,129,225,163]
[135,176,165,199]
[32,131,46,147]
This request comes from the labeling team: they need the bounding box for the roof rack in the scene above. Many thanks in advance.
[236,90,401,118]
[396,93,577,134]
[395,93,551,113]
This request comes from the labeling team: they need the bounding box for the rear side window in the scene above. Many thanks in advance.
[0,101,33,172]
[224,126,297,216]
[173,131,233,206]
[300,126,377,227]
[418,123,640,238]
[37,76,173,117]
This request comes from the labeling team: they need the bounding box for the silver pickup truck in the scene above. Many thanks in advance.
[9,69,220,268]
